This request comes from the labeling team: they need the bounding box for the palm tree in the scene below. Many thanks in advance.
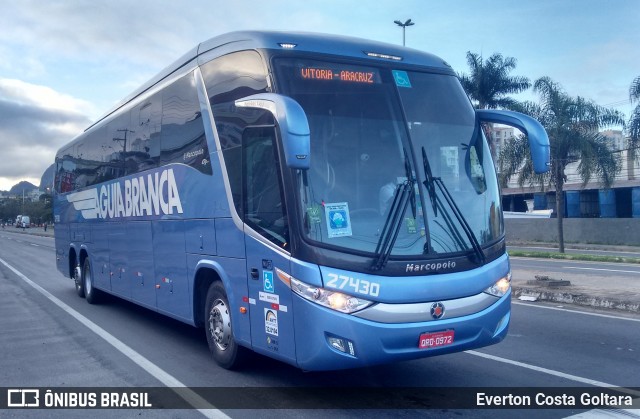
[459,52,531,160]
[628,76,640,180]
[499,77,624,253]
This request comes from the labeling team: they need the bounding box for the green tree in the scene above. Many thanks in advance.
[459,52,531,160]
[628,75,640,180]
[499,77,624,253]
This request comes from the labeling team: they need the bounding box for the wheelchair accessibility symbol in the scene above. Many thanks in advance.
[392,70,412,88]
[263,271,274,293]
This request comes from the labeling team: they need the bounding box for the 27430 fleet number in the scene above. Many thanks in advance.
[326,273,380,297]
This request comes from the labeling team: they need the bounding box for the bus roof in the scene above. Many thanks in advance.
[85,31,453,135]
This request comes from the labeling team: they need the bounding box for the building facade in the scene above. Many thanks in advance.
[493,127,640,218]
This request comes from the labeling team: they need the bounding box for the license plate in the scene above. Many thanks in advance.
[418,330,454,349]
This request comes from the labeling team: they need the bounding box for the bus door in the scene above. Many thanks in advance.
[242,126,297,364]
[245,237,295,364]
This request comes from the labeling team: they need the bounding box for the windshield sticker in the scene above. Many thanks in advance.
[405,217,417,234]
[392,70,412,88]
[306,204,323,224]
[325,202,352,238]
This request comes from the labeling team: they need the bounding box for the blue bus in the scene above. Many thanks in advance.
[54,31,549,371]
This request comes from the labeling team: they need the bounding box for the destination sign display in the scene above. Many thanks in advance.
[299,65,380,84]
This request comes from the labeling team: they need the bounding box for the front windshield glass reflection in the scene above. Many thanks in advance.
[274,58,503,258]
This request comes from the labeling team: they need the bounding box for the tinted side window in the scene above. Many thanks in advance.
[131,92,162,173]
[55,146,76,193]
[106,113,134,178]
[201,50,269,216]
[161,72,211,174]
[243,126,288,248]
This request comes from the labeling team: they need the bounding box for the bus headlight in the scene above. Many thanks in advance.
[484,272,511,297]
[288,275,374,314]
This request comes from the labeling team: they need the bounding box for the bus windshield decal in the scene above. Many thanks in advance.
[66,167,183,220]
[392,70,411,88]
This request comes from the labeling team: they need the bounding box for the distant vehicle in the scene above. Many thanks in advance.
[16,215,30,228]
[54,31,550,371]
[503,209,553,218]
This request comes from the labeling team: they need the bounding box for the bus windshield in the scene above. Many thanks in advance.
[274,58,503,259]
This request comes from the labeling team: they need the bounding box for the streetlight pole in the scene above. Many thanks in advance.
[394,19,415,46]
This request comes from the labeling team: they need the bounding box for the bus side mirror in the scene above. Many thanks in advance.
[235,93,310,170]
[476,109,550,174]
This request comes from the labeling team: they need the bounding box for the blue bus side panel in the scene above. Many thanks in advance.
[55,223,70,277]
[71,223,91,244]
[185,219,217,255]
[108,224,129,298]
[91,223,111,291]
[214,218,245,258]
[153,220,191,322]
[129,221,156,308]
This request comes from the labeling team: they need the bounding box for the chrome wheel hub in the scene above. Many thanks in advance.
[208,299,231,351]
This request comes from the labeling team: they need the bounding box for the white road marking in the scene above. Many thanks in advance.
[0,257,228,419]
[512,301,640,323]
[466,350,640,398]
[563,266,640,275]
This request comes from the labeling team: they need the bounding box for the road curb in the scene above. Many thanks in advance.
[512,286,640,314]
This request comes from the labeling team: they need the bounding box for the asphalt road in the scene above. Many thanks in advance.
[1,230,639,418]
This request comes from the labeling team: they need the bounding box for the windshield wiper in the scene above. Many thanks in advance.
[371,149,415,271]
[421,146,486,265]
[371,180,412,271]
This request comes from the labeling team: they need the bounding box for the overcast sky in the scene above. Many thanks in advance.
[0,0,638,191]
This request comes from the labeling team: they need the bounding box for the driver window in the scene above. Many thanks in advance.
[243,126,288,248]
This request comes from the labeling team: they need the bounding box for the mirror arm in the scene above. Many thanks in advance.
[476,109,550,174]
[235,93,311,169]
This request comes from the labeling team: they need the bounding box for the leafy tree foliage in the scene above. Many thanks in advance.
[499,77,624,252]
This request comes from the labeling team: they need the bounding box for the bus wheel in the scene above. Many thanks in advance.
[205,282,247,369]
[74,262,85,298]
[82,258,101,304]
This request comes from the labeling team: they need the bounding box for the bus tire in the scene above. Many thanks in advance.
[204,282,248,369]
[82,258,101,304]
[74,260,85,298]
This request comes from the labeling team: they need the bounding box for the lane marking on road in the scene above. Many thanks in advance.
[563,266,640,275]
[0,257,228,419]
[512,301,640,323]
[466,350,640,398]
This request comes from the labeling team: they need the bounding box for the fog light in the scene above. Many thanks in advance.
[327,336,356,356]
[494,312,510,337]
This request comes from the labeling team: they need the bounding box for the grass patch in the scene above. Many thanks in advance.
[508,250,640,264]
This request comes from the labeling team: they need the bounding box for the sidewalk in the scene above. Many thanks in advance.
[2,226,54,237]
[509,241,640,314]
[511,267,640,314]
